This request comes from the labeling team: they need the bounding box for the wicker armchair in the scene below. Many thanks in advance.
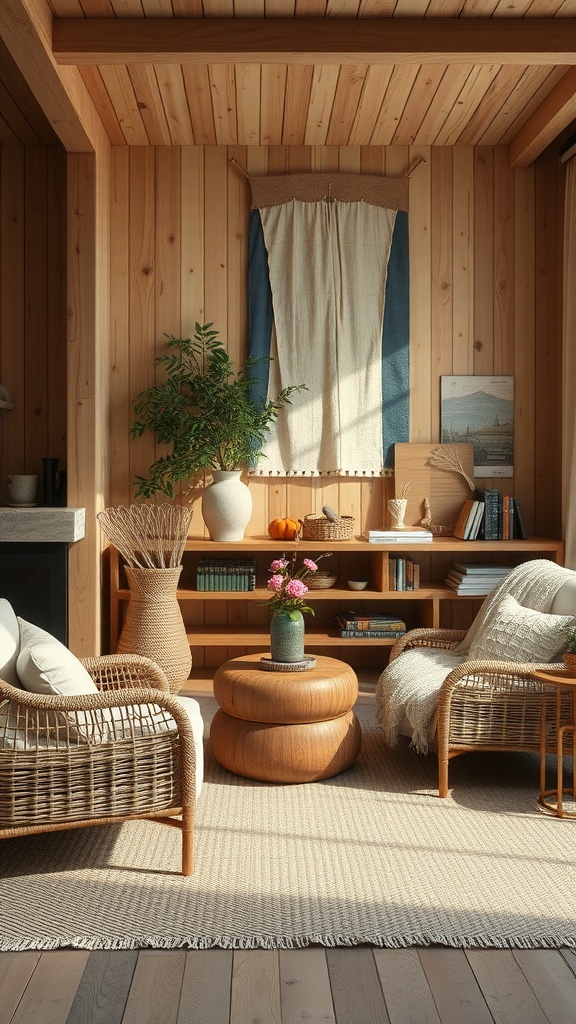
[0,653,201,875]
[388,629,569,798]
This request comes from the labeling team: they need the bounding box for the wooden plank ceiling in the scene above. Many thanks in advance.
[1,1,576,163]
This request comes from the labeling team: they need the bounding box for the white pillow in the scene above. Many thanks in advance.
[16,617,97,696]
[468,594,572,664]
[0,599,21,687]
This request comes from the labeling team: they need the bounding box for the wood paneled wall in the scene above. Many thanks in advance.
[110,143,564,542]
[0,145,67,498]
[0,141,566,657]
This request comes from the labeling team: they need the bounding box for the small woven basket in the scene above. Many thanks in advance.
[307,572,338,590]
[301,513,354,541]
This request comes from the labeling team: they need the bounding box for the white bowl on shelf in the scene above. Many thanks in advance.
[347,580,368,591]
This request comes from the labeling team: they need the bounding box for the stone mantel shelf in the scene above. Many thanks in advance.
[0,507,86,543]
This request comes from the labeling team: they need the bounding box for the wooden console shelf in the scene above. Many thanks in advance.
[108,535,564,671]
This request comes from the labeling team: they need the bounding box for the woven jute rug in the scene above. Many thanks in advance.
[2,691,576,951]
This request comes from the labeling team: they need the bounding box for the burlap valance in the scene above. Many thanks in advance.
[249,172,408,212]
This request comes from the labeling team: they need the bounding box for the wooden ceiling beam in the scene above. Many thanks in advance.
[52,17,576,66]
[1,0,109,152]
[508,67,576,166]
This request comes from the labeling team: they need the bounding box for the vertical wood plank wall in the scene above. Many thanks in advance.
[0,141,567,658]
[107,143,564,664]
[0,145,67,499]
[109,143,564,539]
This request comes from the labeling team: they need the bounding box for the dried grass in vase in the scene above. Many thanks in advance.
[97,503,192,568]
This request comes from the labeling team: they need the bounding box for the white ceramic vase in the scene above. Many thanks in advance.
[201,470,253,541]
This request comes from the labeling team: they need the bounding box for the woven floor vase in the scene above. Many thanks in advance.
[117,566,191,692]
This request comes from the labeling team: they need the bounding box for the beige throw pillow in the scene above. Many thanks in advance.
[0,598,21,687]
[468,594,572,664]
[16,618,97,696]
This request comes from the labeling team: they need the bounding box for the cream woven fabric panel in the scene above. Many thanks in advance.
[258,199,395,476]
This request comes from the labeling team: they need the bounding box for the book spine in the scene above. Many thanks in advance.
[485,489,499,541]
[196,562,205,591]
[412,562,420,590]
[502,495,510,541]
[339,629,407,638]
[336,618,407,630]
[367,536,433,543]
[514,500,527,540]
[388,557,397,591]
[396,556,403,591]
[470,501,481,538]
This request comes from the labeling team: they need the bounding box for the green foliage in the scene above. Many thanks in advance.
[561,621,576,653]
[131,322,306,499]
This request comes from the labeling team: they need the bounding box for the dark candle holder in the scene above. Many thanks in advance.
[42,457,64,507]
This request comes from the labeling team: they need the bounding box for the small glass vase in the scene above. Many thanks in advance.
[270,609,305,664]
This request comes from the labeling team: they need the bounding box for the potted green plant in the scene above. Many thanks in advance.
[131,322,306,541]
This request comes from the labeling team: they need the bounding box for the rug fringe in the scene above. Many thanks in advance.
[2,933,576,952]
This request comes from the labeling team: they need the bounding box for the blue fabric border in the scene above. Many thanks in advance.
[382,210,410,468]
[247,209,273,409]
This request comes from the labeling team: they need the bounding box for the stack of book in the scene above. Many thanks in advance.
[196,558,256,591]
[453,498,485,540]
[388,555,420,591]
[445,562,513,595]
[335,610,407,638]
[362,528,433,544]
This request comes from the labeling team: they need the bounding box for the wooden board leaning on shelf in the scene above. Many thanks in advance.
[394,442,475,533]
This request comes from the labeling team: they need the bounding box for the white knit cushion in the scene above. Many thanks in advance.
[0,599,20,687]
[468,594,572,664]
[16,618,97,696]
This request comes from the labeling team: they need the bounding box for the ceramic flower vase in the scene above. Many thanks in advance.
[201,470,253,542]
[270,609,305,664]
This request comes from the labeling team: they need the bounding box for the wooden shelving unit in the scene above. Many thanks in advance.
[108,535,564,669]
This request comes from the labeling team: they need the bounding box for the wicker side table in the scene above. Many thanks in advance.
[210,653,362,783]
[533,669,576,818]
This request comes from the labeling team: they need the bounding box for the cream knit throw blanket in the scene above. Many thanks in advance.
[375,559,575,754]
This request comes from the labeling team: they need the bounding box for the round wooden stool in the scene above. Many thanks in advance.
[210,653,362,783]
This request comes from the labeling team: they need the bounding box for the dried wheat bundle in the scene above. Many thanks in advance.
[428,446,475,491]
[97,503,192,569]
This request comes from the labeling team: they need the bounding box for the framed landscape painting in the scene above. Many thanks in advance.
[440,376,514,477]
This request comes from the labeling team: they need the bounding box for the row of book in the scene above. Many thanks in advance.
[483,490,526,540]
[196,558,256,591]
[454,491,527,541]
[388,556,421,591]
[444,562,513,595]
[334,610,407,639]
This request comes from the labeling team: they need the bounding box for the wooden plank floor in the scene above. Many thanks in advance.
[3,675,576,1023]
[3,946,576,1023]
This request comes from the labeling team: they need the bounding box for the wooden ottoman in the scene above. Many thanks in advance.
[210,653,362,783]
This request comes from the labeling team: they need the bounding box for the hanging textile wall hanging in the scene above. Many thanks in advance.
[248,172,409,477]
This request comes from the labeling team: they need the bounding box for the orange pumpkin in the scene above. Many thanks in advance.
[268,516,300,541]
